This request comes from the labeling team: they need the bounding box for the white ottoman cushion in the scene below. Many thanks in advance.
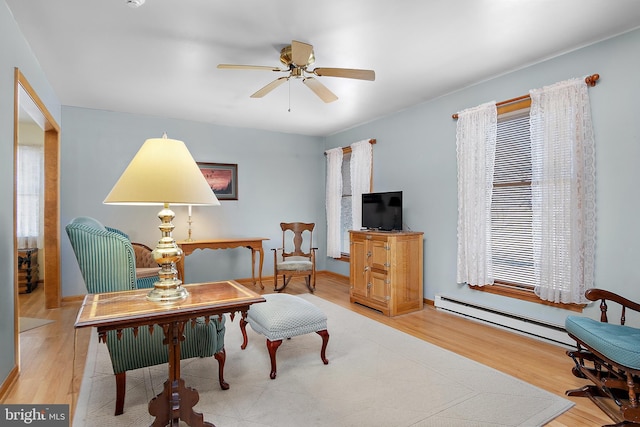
[247,293,327,341]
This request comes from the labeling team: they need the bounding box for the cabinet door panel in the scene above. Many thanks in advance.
[370,239,389,271]
[350,238,368,299]
[370,270,389,306]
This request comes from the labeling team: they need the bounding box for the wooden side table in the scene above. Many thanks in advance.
[75,280,265,427]
[177,238,268,288]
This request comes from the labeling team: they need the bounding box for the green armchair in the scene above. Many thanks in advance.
[66,216,227,415]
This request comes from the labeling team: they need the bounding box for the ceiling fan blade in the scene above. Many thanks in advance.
[312,67,375,81]
[218,64,282,72]
[303,77,338,103]
[291,40,313,67]
[250,77,289,98]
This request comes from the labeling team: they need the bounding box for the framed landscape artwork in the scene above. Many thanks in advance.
[197,162,238,200]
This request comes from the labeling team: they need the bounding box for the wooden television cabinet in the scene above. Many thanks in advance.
[349,230,423,316]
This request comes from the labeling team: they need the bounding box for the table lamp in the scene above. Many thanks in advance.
[104,134,219,302]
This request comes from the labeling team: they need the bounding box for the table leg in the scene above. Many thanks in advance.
[248,247,265,289]
[250,248,256,286]
[148,321,214,427]
[257,247,264,289]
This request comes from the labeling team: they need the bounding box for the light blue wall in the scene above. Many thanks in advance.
[61,107,325,296]
[0,0,61,386]
[325,27,640,327]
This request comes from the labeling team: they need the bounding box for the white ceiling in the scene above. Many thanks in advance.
[7,0,640,136]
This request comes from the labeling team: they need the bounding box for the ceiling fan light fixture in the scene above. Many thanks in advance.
[280,43,315,68]
[217,39,375,103]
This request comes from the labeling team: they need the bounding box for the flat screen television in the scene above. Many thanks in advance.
[361,191,403,231]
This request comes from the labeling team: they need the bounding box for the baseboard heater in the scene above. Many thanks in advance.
[434,294,574,347]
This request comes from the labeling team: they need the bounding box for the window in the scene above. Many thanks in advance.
[17,144,44,249]
[325,139,374,259]
[491,108,535,290]
[471,102,589,309]
[457,78,596,307]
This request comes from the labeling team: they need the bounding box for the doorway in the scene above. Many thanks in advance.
[13,68,61,366]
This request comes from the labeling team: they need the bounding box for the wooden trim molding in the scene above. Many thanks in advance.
[11,69,63,393]
[0,366,19,400]
[469,284,585,312]
[61,295,86,303]
[15,68,62,311]
[317,270,349,281]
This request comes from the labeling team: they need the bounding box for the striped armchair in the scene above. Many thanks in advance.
[66,216,227,415]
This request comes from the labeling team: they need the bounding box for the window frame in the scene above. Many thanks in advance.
[469,98,585,312]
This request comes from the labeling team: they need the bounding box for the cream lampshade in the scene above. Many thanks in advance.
[104,134,219,302]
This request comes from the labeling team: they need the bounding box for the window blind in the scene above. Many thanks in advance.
[491,112,535,288]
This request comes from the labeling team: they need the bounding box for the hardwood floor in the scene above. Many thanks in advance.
[3,274,611,426]
[3,284,89,412]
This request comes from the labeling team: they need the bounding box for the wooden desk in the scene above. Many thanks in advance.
[75,280,265,427]
[177,238,268,288]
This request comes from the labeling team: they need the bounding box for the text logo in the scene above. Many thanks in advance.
[0,405,68,426]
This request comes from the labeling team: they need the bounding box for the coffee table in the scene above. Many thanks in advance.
[75,280,265,427]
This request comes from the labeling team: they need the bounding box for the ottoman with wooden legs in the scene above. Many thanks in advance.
[240,293,329,379]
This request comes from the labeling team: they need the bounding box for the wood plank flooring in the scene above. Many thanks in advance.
[2,274,611,426]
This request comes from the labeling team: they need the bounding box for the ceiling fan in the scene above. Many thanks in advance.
[217,40,375,103]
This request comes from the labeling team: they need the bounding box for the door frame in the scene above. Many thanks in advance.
[13,68,61,364]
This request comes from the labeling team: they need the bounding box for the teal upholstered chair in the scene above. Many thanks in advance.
[66,216,227,415]
[565,288,640,424]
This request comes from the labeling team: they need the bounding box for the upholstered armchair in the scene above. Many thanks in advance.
[104,225,160,289]
[66,216,227,415]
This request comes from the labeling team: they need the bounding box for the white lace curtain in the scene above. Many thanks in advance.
[325,140,373,259]
[349,140,373,232]
[325,147,343,258]
[530,78,596,304]
[456,78,596,304]
[456,102,497,286]
[17,145,44,249]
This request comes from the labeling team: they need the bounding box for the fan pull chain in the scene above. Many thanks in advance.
[288,78,291,112]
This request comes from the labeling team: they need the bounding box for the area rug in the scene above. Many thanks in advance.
[74,294,573,426]
[19,317,54,333]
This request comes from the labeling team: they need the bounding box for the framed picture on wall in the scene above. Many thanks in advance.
[197,162,238,200]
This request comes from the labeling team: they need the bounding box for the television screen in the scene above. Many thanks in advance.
[361,191,403,231]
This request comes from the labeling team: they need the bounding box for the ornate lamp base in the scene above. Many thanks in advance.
[147,203,189,303]
[146,285,189,302]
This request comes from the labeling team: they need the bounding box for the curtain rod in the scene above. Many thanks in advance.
[451,74,600,119]
[324,138,376,155]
